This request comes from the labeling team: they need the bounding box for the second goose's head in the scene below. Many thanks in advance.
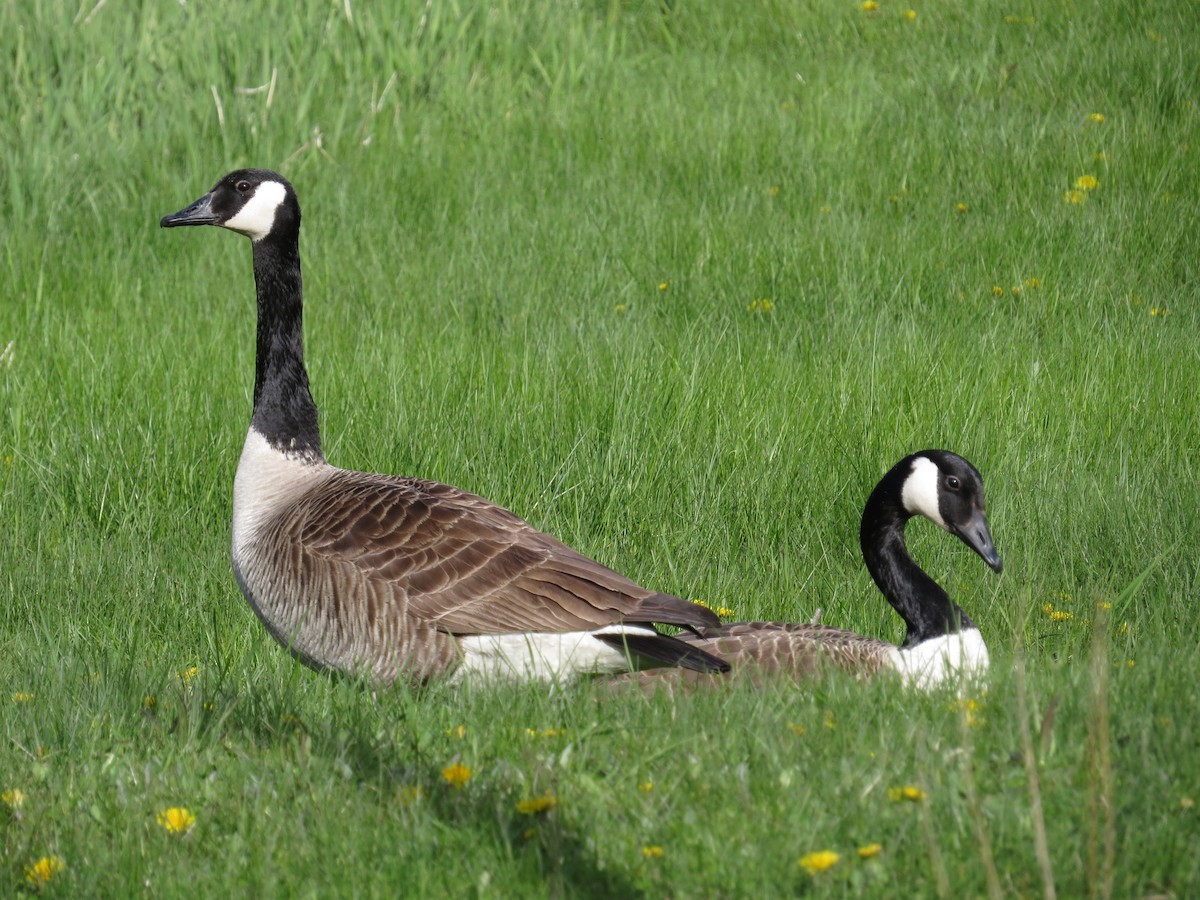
[160,169,299,244]
[895,450,1002,573]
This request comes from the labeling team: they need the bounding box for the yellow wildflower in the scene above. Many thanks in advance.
[858,843,883,859]
[516,792,558,815]
[446,725,466,739]
[819,205,833,214]
[888,785,927,802]
[1088,113,1105,123]
[955,203,968,213]
[25,856,66,885]
[143,694,157,710]
[992,286,1004,297]
[1150,307,1169,318]
[1075,174,1100,191]
[157,806,197,835]
[1126,659,1136,668]
[862,1,879,10]
[823,711,835,731]
[1024,277,1041,289]
[768,185,781,197]
[441,763,472,788]
[3,788,26,809]
[789,723,806,736]
[747,298,774,313]
[639,781,654,793]
[642,845,665,859]
[614,303,628,312]
[799,850,840,874]
[905,9,917,20]
[11,692,33,703]
[1063,189,1087,204]
[657,281,669,291]
[180,665,198,683]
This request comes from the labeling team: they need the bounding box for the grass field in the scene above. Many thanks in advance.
[2,0,1198,895]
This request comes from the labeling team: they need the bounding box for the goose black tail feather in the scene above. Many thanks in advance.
[595,632,731,675]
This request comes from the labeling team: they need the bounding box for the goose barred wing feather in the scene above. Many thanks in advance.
[278,469,720,637]
[602,621,895,695]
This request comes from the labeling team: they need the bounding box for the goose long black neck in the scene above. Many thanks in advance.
[859,475,975,647]
[249,236,322,459]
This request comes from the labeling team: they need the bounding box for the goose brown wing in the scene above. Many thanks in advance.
[283,470,719,635]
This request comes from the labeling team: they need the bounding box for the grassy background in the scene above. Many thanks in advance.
[2,0,1197,895]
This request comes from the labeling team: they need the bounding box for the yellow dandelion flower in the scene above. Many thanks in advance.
[447,725,466,739]
[1024,277,1041,289]
[858,843,883,859]
[143,694,157,710]
[157,806,196,835]
[992,286,1005,297]
[823,711,835,731]
[1150,307,1169,318]
[1119,621,1129,634]
[747,298,774,313]
[3,788,26,809]
[905,9,917,20]
[1063,189,1087,204]
[642,845,665,859]
[1096,601,1112,610]
[25,856,66,885]
[799,850,840,874]
[789,723,806,736]
[1088,113,1105,124]
[862,1,879,10]
[768,185,781,197]
[1050,610,1073,621]
[1011,285,1022,295]
[657,281,669,291]
[955,203,968,213]
[525,727,564,739]
[180,665,198,683]
[1126,659,1136,668]
[441,763,472,788]
[516,792,558,815]
[639,781,654,793]
[888,785,927,802]
[1075,174,1099,191]
[11,692,34,703]
[614,303,628,312]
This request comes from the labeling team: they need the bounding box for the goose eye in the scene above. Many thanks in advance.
[235,180,251,193]
[946,475,961,491]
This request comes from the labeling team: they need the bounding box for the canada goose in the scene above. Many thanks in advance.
[160,169,729,685]
[612,450,1002,693]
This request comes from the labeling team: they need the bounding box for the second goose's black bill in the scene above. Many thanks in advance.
[160,192,218,228]
[953,510,1003,573]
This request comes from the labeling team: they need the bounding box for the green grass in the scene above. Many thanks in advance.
[2,0,1198,894]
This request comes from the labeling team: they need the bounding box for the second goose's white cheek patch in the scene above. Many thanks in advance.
[224,181,288,241]
[900,456,947,528]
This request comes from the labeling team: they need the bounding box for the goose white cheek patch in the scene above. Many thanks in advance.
[224,180,288,241]
[900,456,947,528]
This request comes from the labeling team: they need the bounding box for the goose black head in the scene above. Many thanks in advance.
[897,450,1003,573]
[160,169,299,243]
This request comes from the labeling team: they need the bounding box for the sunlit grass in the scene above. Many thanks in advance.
[1,0,1198,894]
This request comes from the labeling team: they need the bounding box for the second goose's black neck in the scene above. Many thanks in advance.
[859,475,975,647]
[249,237,322,459]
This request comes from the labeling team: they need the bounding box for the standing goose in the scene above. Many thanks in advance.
[613,450,1002,693]
[160,169,729,685]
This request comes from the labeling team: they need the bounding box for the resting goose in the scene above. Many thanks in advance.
[615,450,1002,692]
[160,168,729,685]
